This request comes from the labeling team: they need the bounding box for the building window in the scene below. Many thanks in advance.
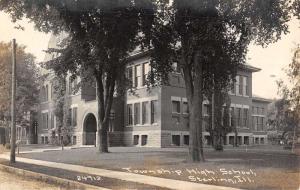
[127,67,133,87]
[239,76,243,95]
[134,103,140,125]
[172,135,180,146]
[134,65,142,87]
[230,107,235,126]
[229,136,234,145]
[229,79,235,94]
[73,136,77,145]
[41,136,45,144]
[50,84,54,100]
[172,100,180,113]
[141,135,148,146]
[42,112,48,129]
[67,108,72,126]
[253,116,263,131]
[260,137,265,144]
[50,112,54,129]
[236,108,242,126]
[243,108,248,127]
[184,135,189,145]
[203,104,210,116]
[142,102,149,124]
[41,85,49,102]
[244,136,249,145]
[203,116,209,131]
[235,76,239,95]
[45,85,49,101]
[45,136,49,144]
[40,87,45,102]
[127,104,133,125]
[261,107,264,115]
[244,76,249,96]
[205,136,212,145]
[182,102,189,114]
[253,116,258,131]
[133,135,139,145]
[151,100,158,124]
[259,117,264,131]
[72,107,77,127]
[142,63,150,86]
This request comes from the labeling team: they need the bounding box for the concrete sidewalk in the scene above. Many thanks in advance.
[18,144,95,154]
[0,154,241,190]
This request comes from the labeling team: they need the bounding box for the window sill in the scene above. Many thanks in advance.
[126,123,158,127]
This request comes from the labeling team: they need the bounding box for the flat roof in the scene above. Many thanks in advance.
[239,64,261,73]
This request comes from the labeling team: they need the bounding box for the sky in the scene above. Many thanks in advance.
[0,12,299,100]
[0,12,51,62]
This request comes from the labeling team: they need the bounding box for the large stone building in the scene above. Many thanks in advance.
[37,35,271,147]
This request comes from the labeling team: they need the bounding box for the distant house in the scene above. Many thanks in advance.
[37,34,271,147]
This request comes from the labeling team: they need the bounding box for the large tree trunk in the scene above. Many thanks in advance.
[213,90,224,151]
[96,74,115,153]
[183,54,205,162]
[189,95,205,162]
[96,80,109,153]
[98,123,109,153]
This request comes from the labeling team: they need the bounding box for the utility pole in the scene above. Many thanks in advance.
[10,39,17,163]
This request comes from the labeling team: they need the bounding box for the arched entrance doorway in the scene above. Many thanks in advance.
[83,113,97,145]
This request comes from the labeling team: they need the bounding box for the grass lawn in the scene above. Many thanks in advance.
[18,146,300,190]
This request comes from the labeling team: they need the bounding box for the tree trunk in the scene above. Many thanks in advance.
[96,74,115,153]
[234,128,238,147]
[98,121,109,153]
[183,54,205,162]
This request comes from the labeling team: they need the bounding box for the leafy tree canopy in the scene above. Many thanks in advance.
[0,0,157,152]
[147,0,292,161]
[0,42,40,125]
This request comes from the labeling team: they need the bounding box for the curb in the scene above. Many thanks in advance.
[0,163,107,190]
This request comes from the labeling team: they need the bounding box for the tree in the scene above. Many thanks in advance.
[0,42,40,143]
[210,87,233,150]
[148,0,291,161]
[277,47,300,146]
[48,74,70,145]
[292,0,300,19]
[0,0,156,152]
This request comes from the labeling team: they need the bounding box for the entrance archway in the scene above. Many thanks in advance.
[83,113,97,145]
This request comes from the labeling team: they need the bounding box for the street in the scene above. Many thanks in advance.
[0,169,67,190]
